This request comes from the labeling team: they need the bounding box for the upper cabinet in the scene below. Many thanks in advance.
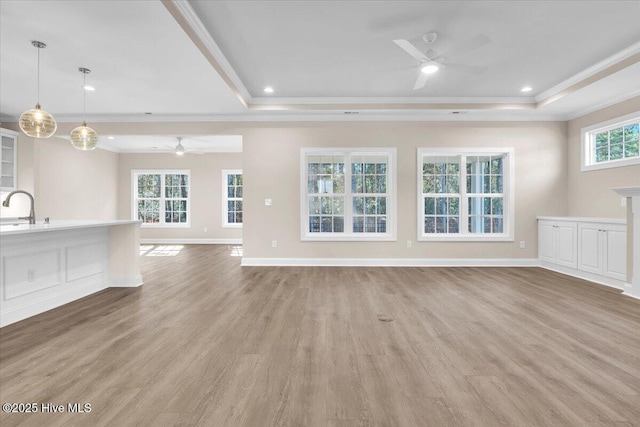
[0,128,18,192]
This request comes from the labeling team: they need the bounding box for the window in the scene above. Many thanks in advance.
[582,112,640,171]
[417,148,514,241]
[301,148,396,241]
[223,169,243,228]
[132,170,190,227]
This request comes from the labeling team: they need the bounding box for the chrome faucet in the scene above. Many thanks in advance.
[2,190,36,224]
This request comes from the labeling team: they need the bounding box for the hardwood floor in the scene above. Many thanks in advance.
[1,244,639,426]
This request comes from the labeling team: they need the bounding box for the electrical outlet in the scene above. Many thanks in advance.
[203,227,208,233]
[519,241,526,249]
[406,240,412,248]
[271,240,277,248]
[27,269,36,282]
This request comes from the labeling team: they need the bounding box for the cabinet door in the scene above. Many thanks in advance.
[538,220,556,263]
[578,223,602,275]
[1,129,18,192]
[603,225,627,281]
[556,222,577,268]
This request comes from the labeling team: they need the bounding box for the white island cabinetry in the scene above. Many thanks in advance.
[0,220,142,327]
[538,216,627,289]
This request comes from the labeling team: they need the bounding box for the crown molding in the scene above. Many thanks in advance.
[35,111,561,123]
[536,41,640,107]
[249,96,536,105]
[562,89,640,121]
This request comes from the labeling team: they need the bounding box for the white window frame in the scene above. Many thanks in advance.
[581,111,640,171]
[300,147,397,241]
[222,169,243,228]
[417,147,515,242]
[131,169,191,228]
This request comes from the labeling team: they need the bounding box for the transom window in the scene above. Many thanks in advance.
[132,170,190,228]
[418,148,514,241]
[222,170,243,228]
[582,112,640,171]
[301,148,396,241]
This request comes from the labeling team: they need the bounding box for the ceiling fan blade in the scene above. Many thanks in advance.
[393,39,427,61]
[413,71,429,90]
[444,63,488,75]
[441,33,491,58]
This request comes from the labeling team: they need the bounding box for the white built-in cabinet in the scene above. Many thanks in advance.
[538,217,627,289]
[577,222,627,281]
[538,220,577,268]
[1,128,18,192]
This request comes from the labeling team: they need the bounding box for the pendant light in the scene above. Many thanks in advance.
[19,41,57,138]
[70,67,98,151]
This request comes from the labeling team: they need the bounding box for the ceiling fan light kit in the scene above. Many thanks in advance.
[421,63,439,74]
[19,41,57,138]
[70,67,98,151]
[175,138,186,156]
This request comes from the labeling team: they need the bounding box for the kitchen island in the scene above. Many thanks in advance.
[0,220,142,327]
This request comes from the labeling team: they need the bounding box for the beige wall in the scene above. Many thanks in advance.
[117,152,242,241]
[34,132,119,221]
[241,121,568,259]
[567,96,640,218]
[1,126,35,219]
[2,123,118,222]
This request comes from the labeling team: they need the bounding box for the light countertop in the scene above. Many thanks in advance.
[0,220,142,236]
[537,216,626,224]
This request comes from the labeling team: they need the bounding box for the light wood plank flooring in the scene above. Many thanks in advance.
[1,244,639,426]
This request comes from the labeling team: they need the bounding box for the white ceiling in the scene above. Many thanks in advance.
[1,0,639,135]
[191,0,640,98]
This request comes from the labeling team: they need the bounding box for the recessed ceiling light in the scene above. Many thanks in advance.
[264,86,274,93]
[521,86,532,93]
[421,63,439,74]
[83,85,95,91]
[107,136,115,140]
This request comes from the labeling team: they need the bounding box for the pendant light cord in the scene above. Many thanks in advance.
[83,72,86,122]
[36,45,40,105]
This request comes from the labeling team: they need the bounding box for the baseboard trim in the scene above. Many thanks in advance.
[538,262,626,290]
[241,258,539,267]
[141,238,242,245]
[109,275,144,288]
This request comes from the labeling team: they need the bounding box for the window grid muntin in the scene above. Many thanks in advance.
[420,151,510,238]
[592,122,639,164]
[307,155,346,233]
[351,155,388,233]
[466,155,504,234]
[303,150,394,239]
[133,171,190,227]
[422,156,461,234]
[227,173,243,224]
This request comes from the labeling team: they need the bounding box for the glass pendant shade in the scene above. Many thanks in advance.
[70,67,98,151]
[19,103,57,138]
[70,122,98,151]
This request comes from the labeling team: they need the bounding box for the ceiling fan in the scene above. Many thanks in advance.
[393,32,490,90]
[166,137,205,155]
